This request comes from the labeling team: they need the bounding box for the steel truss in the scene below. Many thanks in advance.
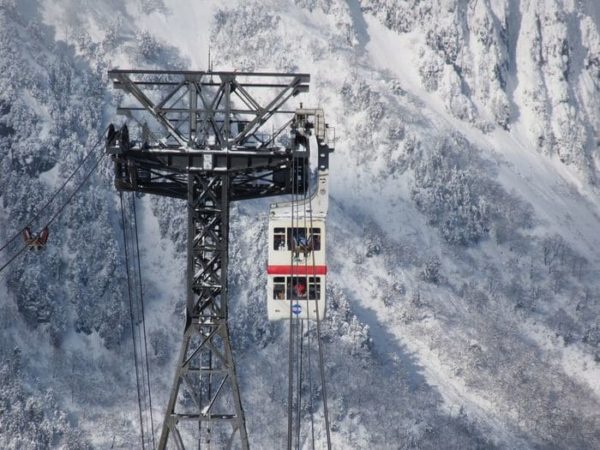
[106,70,313,449]
[158,173,247,448]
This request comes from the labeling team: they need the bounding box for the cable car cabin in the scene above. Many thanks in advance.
[267,220,327,320]
[267,109,331,321]
[22,226,49,250]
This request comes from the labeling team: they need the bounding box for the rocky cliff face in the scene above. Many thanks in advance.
[362,0,600,179]
[1,0,600,448]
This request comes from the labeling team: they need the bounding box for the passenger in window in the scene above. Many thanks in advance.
[312,234,320,251]
[293,280,307,299]
[274,235,285,250]
[292,232,313,258]
[298,235,308,247]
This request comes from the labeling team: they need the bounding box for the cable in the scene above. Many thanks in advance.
[132,194,156,449]
[301,155,316,450]
[295,152,313,450]
[287,151,297,450]
[306,308,316,450]
[0,243,29,274]
[0,126,155,448]
[288,129,333,450]
[295,319,304,450]
[0,126,109,254]
[120,191,146,449]
[304,158,320,450]
[0,151,108,276]
[307,152,332,450]
[302,176,315,450]
[45,152,107,228]
[127,192,157,449]
[127,193,151,448]
[286,123,333,450]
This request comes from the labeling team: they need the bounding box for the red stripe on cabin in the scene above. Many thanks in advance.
[267,265,328,275]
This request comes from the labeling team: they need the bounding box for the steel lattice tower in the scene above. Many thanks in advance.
[106,70,314,449]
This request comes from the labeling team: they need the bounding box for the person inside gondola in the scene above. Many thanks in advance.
[312,232,320,250]
[290,228,306,248]
[293,279,307,299]
[297,234,307,247]
[274,235,285,251]
[291,228,313,258]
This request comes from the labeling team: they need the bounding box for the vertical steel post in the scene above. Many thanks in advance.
[158,174,248,449]
[189,81,198,145]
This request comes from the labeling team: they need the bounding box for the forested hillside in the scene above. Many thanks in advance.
[1,0,600,448]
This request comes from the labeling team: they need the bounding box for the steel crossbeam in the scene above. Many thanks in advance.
[109,70,309,150]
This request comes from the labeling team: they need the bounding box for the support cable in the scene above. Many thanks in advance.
[127,193,151,448]
[120,191,147,449]
[298,166,319,449]
[132,194,157,450]
[0,244,29,274]
[0,151,107,275]
[307,310,316,450]
[301,154,315,450]
[45,152,107,228]
[295,318,304,450]
[0,126,109,254]
[307,152,332,450]
[287,152,297,450]
[295,153,313,450]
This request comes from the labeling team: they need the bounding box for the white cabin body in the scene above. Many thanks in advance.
[267,170,329,321]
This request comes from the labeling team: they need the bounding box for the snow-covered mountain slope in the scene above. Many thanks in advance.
[1,0,600,448]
